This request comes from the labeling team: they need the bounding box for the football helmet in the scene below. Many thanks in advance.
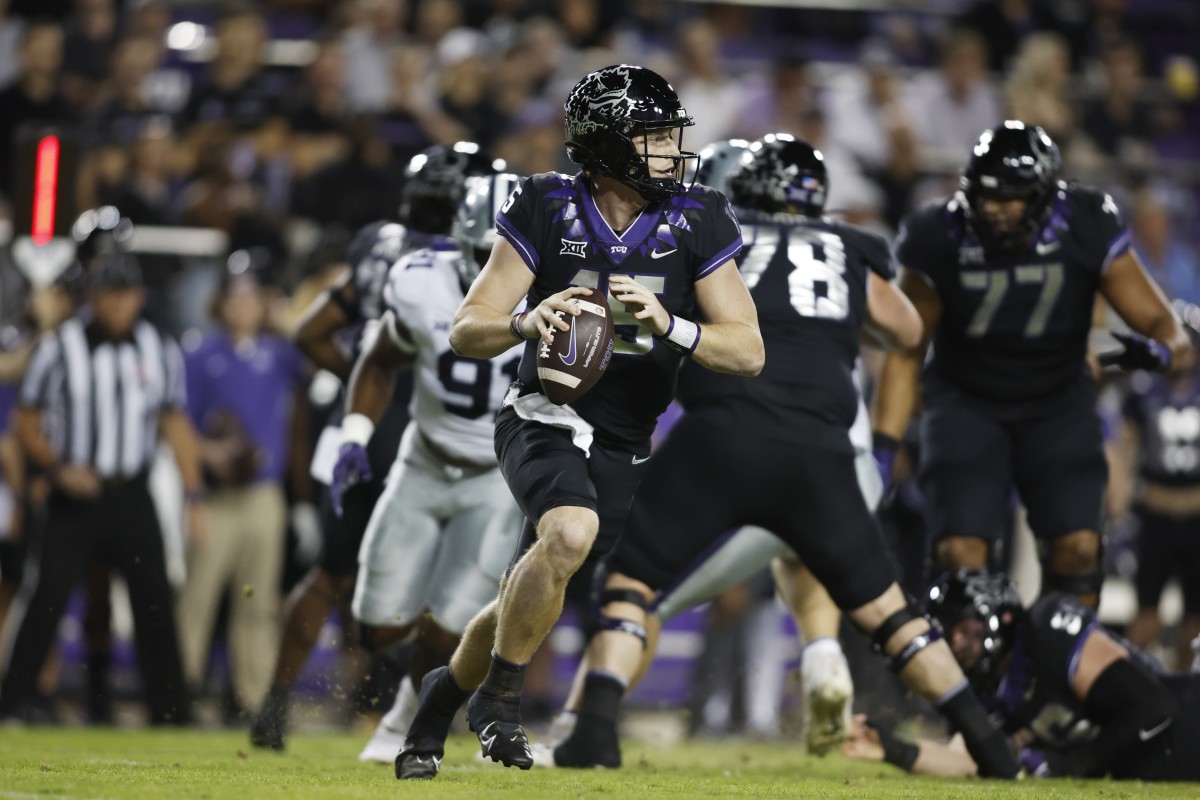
[727,133,828,217]
[926,569,1023,689]
[564,64,697,202]
[399,142,505,235]
[692,138,753,196]
[960,121,1062,252]
[72,205,134,266]
[452,172,522,287]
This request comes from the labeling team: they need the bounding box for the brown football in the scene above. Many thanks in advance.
[537,287,616,405]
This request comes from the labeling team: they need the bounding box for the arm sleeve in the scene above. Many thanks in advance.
[495,176,542,274]
[693,192,743,280]
[18,334,60,409]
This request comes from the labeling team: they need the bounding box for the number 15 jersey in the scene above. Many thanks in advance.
[496,171,743,446]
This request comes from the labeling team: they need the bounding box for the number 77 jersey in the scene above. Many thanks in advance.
[383,237,523,465]
[897,184,1131,403]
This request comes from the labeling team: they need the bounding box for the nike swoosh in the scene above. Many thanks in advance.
[480,722,498,751]
[558,315,577,366]
[1138,719,1171,741]
[632,454,651,464]
[650,248,677,259]
[1035,241,1060,254]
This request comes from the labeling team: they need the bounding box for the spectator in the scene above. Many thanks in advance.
[286,38,351,180]
[290,115,403,228]
[1080,39,1176,166]
[178,258,309,718]
[1131,189,1200,306]
[413,0,462,46]
[60,0,118,112]
[433,27,508,148]
[671,18,743,152]
[1003,32,1075,143]
[0,250,206,725]
[957,0,1041,72]
[733,51,817,142]
[0,0,25,89]
[342,0,408,113]
[0,20,72,199]
[86,34,169,149]
[908,29,1003,167]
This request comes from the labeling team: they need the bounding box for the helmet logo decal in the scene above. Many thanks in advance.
[568,66,634,135]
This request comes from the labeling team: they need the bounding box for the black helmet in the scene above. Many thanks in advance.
[960,121,1062,252]
[692,138,753,196]
[71,205,134,267]
[452,172,522,288]
[399,142,505,235]
[926,569,1023,689]
[728,133,828,217]
[564,64,697,202]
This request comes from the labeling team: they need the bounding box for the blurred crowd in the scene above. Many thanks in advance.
[0,0,1198,734]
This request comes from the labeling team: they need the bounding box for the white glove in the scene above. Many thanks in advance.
[290,502,323,566]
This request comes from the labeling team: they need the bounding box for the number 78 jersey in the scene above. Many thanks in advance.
[383,238,523,465]
[676,213,892,442]
[897,184,1131,403]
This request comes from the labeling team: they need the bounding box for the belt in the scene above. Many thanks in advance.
[100,470,150,489]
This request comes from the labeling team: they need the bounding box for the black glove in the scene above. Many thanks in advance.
[1098,331,1171,372]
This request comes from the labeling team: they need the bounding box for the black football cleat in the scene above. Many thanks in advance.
[249,687,289,751]
[552,714,621,769]
[466,688,533,769]
[396,742,442,780]
[394,666,469,780]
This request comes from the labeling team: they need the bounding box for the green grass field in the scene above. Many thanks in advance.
[2,730,1197,799]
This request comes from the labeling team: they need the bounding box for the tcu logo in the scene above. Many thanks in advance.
[610,245,627,254]
[560,239,588,258]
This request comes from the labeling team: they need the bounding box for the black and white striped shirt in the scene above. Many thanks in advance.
[19,316,186,479]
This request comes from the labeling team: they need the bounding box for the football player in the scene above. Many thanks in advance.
[543,137,876,760]
[395,64,765,779]
[534,134,1019,779]
[844,568,1200,781]
[249,142,501,750]
[873,122,1192,606]
[332,166,526,763]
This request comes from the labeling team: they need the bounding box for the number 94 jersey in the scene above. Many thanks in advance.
[677,213,892,449]
[898,184,1130,403]
[383,237,522,465]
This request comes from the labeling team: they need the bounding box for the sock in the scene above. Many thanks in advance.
[381,676,416,731]
[429,666,472,713]
[577,672,626,724]
[479,650,526,701]
[937,683,1019,778]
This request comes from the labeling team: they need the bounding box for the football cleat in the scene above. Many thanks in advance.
[249,687,289,751]
[395,745,442,780]
[360,724,407,764]
[801,640,854,756]
[550,714,622,769]
[466,690,533,769]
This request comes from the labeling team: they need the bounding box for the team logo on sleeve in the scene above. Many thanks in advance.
[560,239,588,258]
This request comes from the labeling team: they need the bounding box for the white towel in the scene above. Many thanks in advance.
[503,385,594,457]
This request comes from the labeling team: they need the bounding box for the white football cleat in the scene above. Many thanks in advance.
[801,638,853,756]
[359,677,418,764]
[358,724,407,764]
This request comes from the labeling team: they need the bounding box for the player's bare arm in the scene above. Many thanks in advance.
[294,278,355,379]
[612,262,763,376]
[872,267,942,440]
[450,237,590,357]
[344,312,416,425]
[1100,250,1194,371]
[865,272,923,351]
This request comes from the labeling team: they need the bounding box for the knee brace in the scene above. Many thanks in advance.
[867,602,942,673]
[594,588,650,647]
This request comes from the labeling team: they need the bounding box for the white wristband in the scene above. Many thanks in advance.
[663,315,701,354]
[341,412,375,447]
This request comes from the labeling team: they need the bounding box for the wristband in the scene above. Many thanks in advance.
[657,315,701,356]
[873,432,901,455]
[875,725,920,772]
[510,311,534,340]
[341,412,375,447]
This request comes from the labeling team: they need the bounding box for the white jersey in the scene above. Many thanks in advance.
[382,237,523,465]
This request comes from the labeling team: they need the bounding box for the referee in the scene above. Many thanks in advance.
[0,251,207,724]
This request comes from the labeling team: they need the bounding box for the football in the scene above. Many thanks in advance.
[537,287,616,405]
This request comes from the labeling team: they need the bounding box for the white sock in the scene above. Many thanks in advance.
[380,676,416,732]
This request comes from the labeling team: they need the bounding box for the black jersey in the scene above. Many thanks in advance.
[496,171,742,445]
[988,595,1162,750]
[676,212,892,450]
[1122,371,1200,486]
[898,184,1130,404]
